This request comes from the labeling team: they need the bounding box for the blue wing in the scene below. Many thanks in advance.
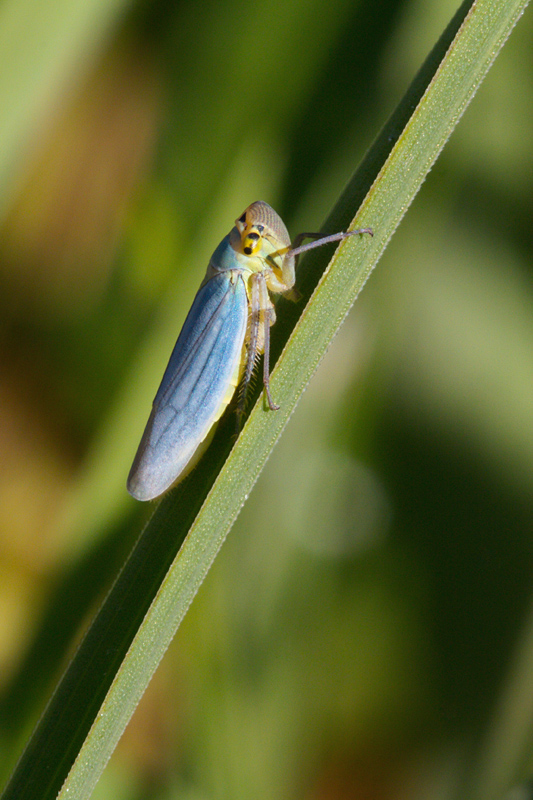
[127,270,248,501]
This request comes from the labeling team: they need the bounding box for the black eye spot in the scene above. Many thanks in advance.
[238,212,247,224]
[244,246,252,255]
[248,232,259,240]
[256,224,264,233]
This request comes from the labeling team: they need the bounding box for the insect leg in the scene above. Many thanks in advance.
[237,272,278,427]
[262,316,279,411]
[237,273,261,426]
[259,275,279,411]
[289,228,373,260]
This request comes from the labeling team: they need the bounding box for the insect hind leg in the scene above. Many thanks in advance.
[237,272,278,430]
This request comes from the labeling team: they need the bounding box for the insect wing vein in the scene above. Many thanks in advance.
[128,271,247,500]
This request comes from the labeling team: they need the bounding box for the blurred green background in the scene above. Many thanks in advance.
[0,0,533,798]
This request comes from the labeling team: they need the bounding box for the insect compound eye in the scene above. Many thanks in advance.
[235,210,248,233]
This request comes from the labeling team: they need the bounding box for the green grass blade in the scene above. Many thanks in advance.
[2,1,529,798]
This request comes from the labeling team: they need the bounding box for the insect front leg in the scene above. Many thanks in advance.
[238,273,278,426]
[288,227,374,262]
[259,278,279,412]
